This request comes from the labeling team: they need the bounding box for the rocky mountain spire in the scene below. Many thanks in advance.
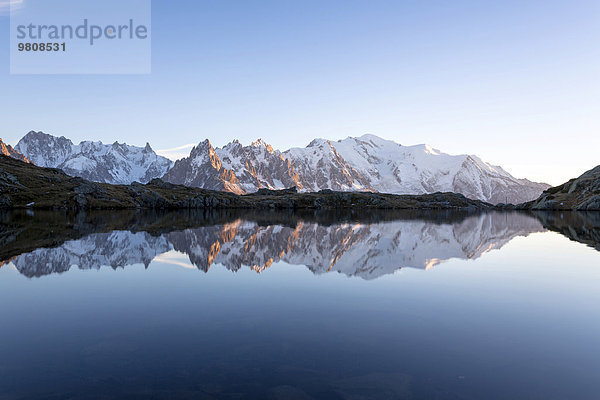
[0,138,30,163]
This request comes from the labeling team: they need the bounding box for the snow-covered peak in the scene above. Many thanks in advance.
[218,140,244,160]
[22,130,70,144]
[250,138,275,153]
[250,138,266,147]
[356,133,384,141]
[15,131,173,184]
[16,131,74,167]
[284,134,549,202]
[306,138,329,148]
[188,139,223,169]
[420,144,441,155]
[190,139,214,156]
[222,139,243,149]
[212,139,300,192]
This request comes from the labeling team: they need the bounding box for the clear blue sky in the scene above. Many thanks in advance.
[1,0,599,185]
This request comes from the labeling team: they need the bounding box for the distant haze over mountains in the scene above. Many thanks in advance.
[12,131,550,204]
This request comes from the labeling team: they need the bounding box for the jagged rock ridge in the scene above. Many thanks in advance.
[0,139,30,163]
[163,134,550,204]
[11,131,549,203]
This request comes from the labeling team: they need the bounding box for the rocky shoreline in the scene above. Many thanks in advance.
[517,165,600,211]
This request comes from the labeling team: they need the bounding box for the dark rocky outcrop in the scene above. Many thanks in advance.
[519,165,600,211]
[248,186,298,196]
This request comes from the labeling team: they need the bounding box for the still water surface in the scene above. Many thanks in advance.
[0,210,599,399]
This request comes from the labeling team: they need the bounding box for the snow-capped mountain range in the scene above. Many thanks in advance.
[165,134,550,203]
[11,131,549,203]
[7,213,544,279]
[15,131,172,185]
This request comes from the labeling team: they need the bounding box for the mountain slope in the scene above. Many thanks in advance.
[521,165,600,210]
[161,139,243,194]
[165,135,549,203]
[284,139,372,191]
[15,131,173,184]
[287,135,549,204]
[0,139,30,163]
[215,139,303,192]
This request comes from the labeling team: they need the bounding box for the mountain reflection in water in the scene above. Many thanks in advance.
[1,211,549,279]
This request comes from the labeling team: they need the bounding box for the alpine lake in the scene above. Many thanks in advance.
[1,209,599,400]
